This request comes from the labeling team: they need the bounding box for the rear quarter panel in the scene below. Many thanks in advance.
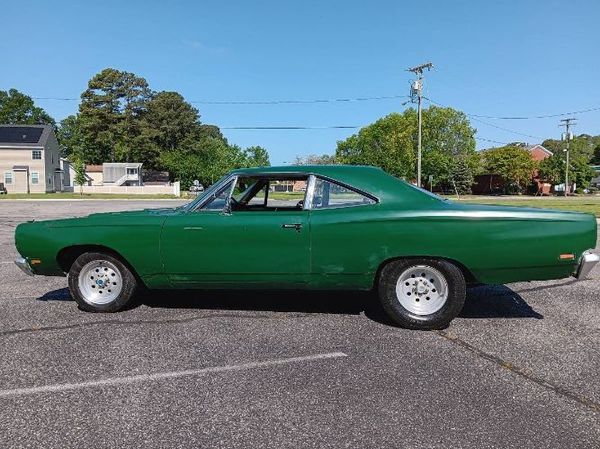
[309,202,597,287]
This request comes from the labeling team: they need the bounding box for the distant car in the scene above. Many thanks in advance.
[14,165,599,329]
[0,182,6,194]
[189,180,204,196]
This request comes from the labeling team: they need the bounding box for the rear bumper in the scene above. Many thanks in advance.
[574,250,600,280]
[14,256,34,277]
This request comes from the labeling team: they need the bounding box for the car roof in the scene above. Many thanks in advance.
[231,165,427,204]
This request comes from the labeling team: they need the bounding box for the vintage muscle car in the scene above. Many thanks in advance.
[14,165,599,329]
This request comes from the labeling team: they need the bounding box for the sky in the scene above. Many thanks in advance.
[1,0,599,165]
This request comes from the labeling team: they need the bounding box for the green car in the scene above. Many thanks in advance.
[14,165,599,329]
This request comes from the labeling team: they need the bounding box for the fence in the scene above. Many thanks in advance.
[65,182,180,197]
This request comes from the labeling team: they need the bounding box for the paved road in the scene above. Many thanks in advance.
[1,200,599,448]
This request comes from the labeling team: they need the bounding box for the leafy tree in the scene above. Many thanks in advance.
[542,134,600,162]
[57,115,90,159]
[539,152,596,189]
[55,68,271,186]
[144,91,202,152]
[483,146,536,193]
[538,154,564,185]
[592,145,600,165]
[570,156,596,189]
[0,89,55,126]
[199,124,227,141]
[335,106,478,188]
[293,154,337,165]
[73,158,87,194]
[245,146,270,167]
[78,68,153,163]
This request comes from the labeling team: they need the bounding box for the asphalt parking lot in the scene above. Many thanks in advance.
[1,200,599,448]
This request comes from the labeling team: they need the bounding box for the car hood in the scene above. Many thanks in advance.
[25,207,181,228]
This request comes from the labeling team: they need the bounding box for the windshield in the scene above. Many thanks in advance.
[179,174,230,211]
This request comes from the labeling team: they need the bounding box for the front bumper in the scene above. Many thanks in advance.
[14,256,34,277]
[574,250,600,280]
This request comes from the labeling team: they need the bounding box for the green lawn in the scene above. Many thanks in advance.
[2,191,599,217]
[269,192,306,200]
[0,192,180,200]
[447,196,600,217]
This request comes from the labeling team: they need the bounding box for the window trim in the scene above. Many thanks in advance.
[32,149,42,160]
[308,175,379,210]
[191,175,238,212]
[4,171,13,185]
[31,171,39,184]
[187,172,379,213]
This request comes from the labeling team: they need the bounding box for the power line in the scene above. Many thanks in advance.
[424,96,544,140]
[221,125,359,130]
[425,96,600,120]
[467,107,600,120]
[31,93,600,119]
[474,136,510,145]
[31,94,410,105]
[469,116,543,140]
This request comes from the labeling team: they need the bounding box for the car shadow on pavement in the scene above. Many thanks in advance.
[36,284,543,322]
[37,287,72,301]
[460,284,543,320]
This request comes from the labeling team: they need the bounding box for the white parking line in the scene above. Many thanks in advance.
[0,352,347,398]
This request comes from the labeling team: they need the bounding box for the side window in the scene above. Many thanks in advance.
[4,172,13,185]
[31,172,39,184]
[200,180,234,211]
[231,176,307,211]
[312,178,375,209]
[32,150,42,160]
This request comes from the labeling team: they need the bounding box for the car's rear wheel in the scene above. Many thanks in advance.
[378,258,466,330]
[68,252,137,312]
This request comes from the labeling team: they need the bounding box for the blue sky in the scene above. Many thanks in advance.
[1,0,599,164]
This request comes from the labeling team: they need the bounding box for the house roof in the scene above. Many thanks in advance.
[525,144,553,156]
[85,165,103,173]
[0,125,54,148]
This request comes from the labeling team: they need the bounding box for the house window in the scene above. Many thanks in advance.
[32,150,42,160]
[31,172,39,184]
[4,172,12,185]
[127,168,137,175]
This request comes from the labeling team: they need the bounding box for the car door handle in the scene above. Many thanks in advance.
[282,223,302,231]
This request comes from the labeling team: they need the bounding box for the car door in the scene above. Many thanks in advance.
[307,175,379,289]
[161,177,310,288]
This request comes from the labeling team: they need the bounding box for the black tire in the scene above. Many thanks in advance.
[68,252,137,313]
[378,258,466,330]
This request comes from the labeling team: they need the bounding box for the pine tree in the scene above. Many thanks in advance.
[451,156,474,194]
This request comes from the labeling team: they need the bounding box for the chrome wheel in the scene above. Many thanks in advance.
[395,265,449,315]
[77,259,123,305]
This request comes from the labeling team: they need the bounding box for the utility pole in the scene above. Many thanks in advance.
[407,62,433,187]
[559,118,576,196]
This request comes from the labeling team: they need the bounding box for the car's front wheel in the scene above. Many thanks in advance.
[378,258,466,330]
[68,252,137,312]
